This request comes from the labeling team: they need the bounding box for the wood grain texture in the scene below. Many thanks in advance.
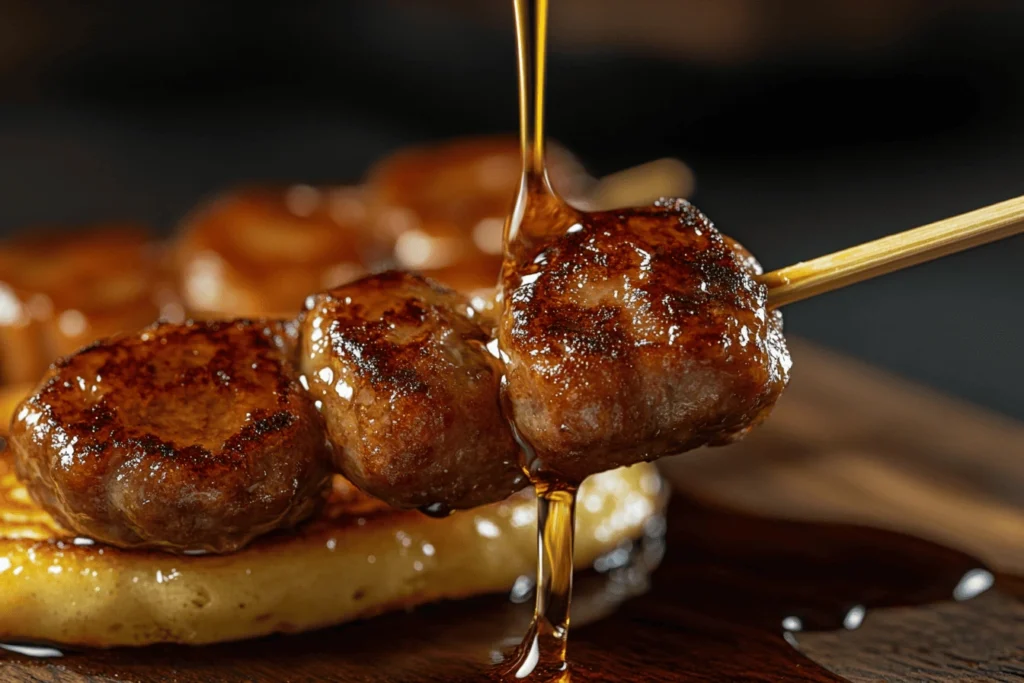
[1,339,1022,682]
[796,591,1024,682]
[669,340,1024,573]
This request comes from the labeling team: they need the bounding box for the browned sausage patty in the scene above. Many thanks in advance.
[177,185,384,319]
[500,197,791,482]
[0,224,180,385]
[9,319,332,553]
[364,136,590,297]
[300,271,525,511]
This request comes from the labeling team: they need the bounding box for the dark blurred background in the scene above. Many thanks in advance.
[0,0,1021,418]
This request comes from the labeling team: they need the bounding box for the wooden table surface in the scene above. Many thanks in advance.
[2,339,1022,682]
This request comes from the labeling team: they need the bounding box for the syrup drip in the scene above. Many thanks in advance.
[500,0,581,679]
[503,483,577,680]
[419,502,455,518]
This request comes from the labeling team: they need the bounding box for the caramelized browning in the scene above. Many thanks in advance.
[365,136,590,298]
[9,320,332,553]
[500,197,791,482]
[300,271,525,510]
[0,225,180,385]
[177,186,386,318]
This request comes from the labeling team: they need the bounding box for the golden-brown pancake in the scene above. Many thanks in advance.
[0,386,666,648]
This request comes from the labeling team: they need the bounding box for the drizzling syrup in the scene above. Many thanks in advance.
[503,482,577,680]
[499,0,582,679]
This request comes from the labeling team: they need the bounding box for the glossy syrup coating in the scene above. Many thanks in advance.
[177,185,387,319]
[9,319,332,553]
[0,224,181,385]
[500,197,791,482]
[300,271,526,510]
[365,136,591,300]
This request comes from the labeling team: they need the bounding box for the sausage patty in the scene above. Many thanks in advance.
[364,136,590,298]
[177,185,384,318]
[300,271,525,511]
[500,197,791,482]
[9,319,332,553]
[0,224,180,385]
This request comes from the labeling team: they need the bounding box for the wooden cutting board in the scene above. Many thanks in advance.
[2,339,1022,682]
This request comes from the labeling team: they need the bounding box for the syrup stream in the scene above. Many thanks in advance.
[502,0,579,679]
[506,0,563,253]
[506,483,577,680]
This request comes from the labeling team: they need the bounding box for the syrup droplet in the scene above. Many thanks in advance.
[420,502,454,518]
[0,644,63,658]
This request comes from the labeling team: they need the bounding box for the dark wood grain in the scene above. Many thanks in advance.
[797,590,1024,682]
[1,339,1022,682]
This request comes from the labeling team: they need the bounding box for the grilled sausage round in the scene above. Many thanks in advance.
[300,271,525,510]
[9,319,332,553]
[500,197,791,482]
[177,185,384,318]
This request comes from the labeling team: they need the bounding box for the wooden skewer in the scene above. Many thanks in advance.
[762,195,1024,308]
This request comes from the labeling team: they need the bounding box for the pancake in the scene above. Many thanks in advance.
[0,386,667,648]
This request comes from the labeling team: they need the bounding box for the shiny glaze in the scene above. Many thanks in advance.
[177,185,385,318]
[500,197,790,482]
[8,320,332,553]
[300,271,525,510]
[0,225,181,385]
[365,136,590,298]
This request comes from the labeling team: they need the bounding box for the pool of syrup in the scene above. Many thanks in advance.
[2,485,1017,682]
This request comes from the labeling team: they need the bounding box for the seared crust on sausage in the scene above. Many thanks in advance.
[501,198,791,482]
[9,320,332,553]
[300,271,525,510]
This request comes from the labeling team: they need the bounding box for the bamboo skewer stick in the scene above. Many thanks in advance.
[761,195,1024,308]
